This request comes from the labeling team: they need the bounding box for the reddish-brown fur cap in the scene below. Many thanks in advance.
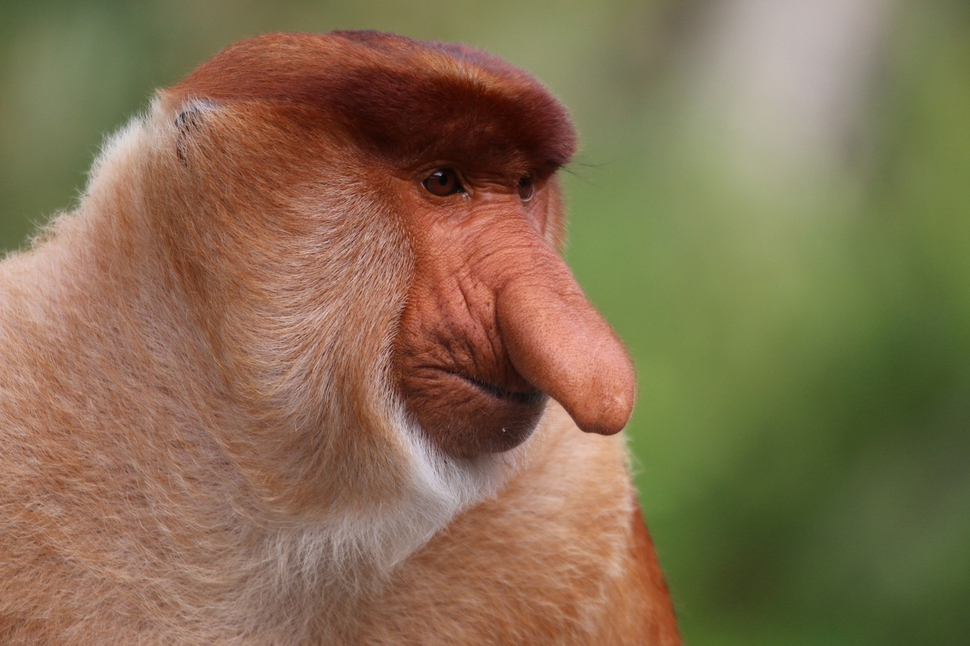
[172,31,576,173]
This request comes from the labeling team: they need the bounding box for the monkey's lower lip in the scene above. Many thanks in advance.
[450,371,545,406]
[395,365,547,458]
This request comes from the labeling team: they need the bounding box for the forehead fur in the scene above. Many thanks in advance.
[169,31,577,174]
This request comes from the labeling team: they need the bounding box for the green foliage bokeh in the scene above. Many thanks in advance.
[2,2,969,644]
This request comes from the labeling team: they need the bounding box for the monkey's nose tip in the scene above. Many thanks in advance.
[497,269,638,438]
[568,341,637,436]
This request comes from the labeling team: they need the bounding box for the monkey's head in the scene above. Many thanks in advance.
[140,32,634,510]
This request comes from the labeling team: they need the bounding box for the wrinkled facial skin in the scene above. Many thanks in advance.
[392,167,636,459]
[392,170,552,458]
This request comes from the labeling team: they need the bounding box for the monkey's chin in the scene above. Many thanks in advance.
[400,370,548,459]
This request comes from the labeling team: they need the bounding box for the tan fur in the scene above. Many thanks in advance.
[0,32,678,644]
[356,404,679,645]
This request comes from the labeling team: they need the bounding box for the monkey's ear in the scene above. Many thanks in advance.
[175,100,219,167]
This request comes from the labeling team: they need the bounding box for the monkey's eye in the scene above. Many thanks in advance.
[423,169,464,196]
[517,175,535,201]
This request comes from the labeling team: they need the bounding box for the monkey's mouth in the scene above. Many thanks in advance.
[428,367,547,456]
[392,359,548,459]
[450,371,545,406]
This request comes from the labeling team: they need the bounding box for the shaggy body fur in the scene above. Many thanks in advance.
[0,32,678,644]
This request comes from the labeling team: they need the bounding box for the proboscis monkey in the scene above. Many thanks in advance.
[0,31,679,645]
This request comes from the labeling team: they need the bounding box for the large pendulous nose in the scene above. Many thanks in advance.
[495,243,636,436]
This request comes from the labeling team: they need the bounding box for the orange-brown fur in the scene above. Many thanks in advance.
[0,32,678,644]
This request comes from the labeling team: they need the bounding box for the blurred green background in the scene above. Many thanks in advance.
[2,1,969,643]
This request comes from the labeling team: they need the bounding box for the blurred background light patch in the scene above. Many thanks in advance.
[2,1,969,644]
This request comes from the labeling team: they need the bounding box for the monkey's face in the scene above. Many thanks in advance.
[162,31,636,470]
[390,164,634,459]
